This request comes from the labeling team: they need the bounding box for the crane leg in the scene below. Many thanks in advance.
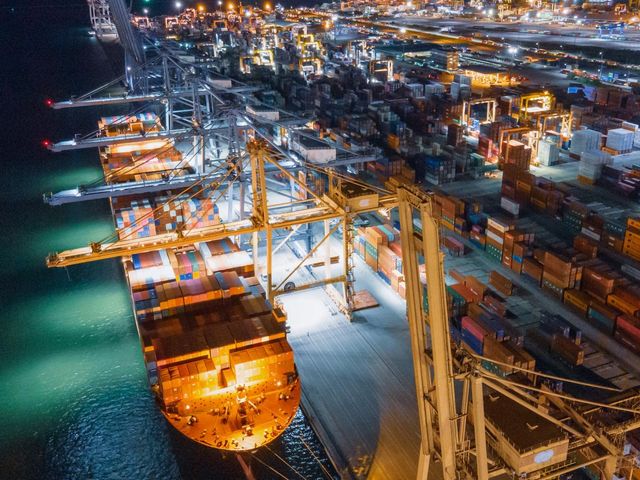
[472,375,489,480]
[417,446,430,480]
[602,455,616,480]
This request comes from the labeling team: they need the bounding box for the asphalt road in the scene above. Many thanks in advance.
[390,16,640,52]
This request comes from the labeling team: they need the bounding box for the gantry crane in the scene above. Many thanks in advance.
[461,98,497,128]
[87,0,118,41]
[46,129,640,479]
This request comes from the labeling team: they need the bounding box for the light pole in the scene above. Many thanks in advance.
[598,51,603,80]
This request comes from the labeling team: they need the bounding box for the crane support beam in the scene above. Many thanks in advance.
[48,128,192,152]
[52,87,260,110]
[471,375,489,480]
[43,174,219,206]
[46,197,397,268]
[52,93,165,109]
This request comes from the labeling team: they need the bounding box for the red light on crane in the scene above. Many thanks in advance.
[42,139,51,148]
[45,98,54,107]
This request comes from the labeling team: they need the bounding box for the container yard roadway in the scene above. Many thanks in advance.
[271,241,425,480]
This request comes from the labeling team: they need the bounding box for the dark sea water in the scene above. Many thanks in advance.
[0,2,333,479]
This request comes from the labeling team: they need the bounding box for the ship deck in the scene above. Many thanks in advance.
[163,380,300,451]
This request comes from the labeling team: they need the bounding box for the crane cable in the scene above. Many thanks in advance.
[263,445,308,480]
[180,156,248,237]
[98,139,207,244]
[101,130,196,186]
[250,453,291,480]
[99,141,230,245]
[472,353,621,392]
[86,114,194,188]
[296,435,335,480]
[480,369,640,415]
[101,109,233,186]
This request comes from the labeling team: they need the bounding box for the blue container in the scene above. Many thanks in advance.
[461,328,483,355]
[378,271,390,285]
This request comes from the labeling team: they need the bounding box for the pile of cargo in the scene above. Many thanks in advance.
[198,239,254,276]
[501,139,531,171]
[154,195,188,233]
[417,182,640,357]
[532,315,585,366]
[127,250,175,289]
[577,150,611,184]
[115,199,156,239]
[432,192,467,234]
[230,339,294,385]
[442,236,464,256]
[367,156,406,178]
[598,164,640,197]
[99,113,162,137]
[497,165,639,265]
[105,154,190,183]
[477,135,499,163]
[436,270,524,363]
[182,197,220,229]
[541,251,582,298]
[354,222,406,298]
[123,237,298,410]
[424,155,455,185]
[537,139,559,166]
[489,270,513,297]
[449,280,535,375]
[570,129,602,156]
[499,167,564,217]
[605,128,635,154]
[112,192,221,239]
[158,358,218,404]
[624,218,640,261]
[168,250,206,281]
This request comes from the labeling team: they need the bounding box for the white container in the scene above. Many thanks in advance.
[501,197,520,216]
[578,149,611,180]
[486,229,504,245]
[612,150,640,165]
[606,128,635,152]
[570,129,602,155]
[538,139,559,166]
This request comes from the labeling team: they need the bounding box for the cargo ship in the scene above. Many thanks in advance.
[98,113,300,451]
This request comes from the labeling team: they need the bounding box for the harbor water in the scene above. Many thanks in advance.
[0,2,334,478]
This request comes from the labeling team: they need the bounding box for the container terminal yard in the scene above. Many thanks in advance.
[34,0,640,478]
